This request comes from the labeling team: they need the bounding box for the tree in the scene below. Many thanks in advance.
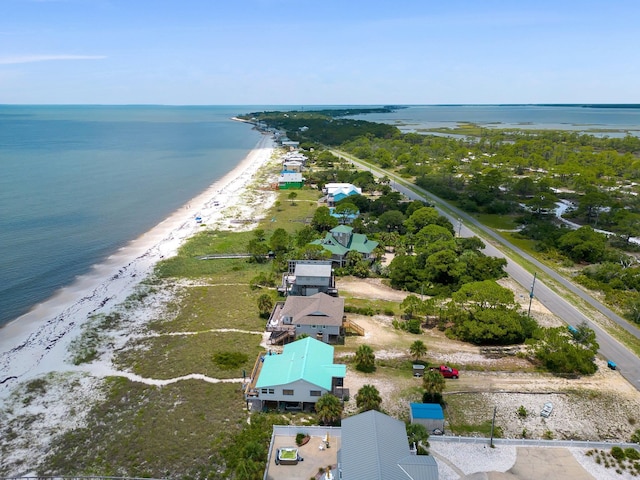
[422,369,446,403]
[377,210,406,234]
[247,238,268,263]
[354,344,376,373]
[257,293,274,318]
[269,228,291,254]
[334,202,359,224]
[558,226,607,263]
[287,190,298,205]
[526,326,599,375]
[404,207,441,234]
[452,280,516,310]
[295,225,320,247]
[294,244,332,261]
[409,340,427,362]
[355,384,382,412]
[401,295,426,319]
[406,423,430,454]
[315,393,343,425]
[312,206,338,232]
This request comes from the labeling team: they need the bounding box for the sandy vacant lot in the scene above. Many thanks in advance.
[336,276,640,442]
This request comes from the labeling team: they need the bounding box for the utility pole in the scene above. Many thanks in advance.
[490,406,497,448]
[527,272,537,317]
[457,218,463,237]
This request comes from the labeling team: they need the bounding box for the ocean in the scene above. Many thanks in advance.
[348,104,640,137]
[1,104,638,329]
[0,105,263,327]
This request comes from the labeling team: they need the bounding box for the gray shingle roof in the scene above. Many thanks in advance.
[280,292,344,326]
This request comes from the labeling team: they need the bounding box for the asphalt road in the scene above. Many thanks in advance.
[336,151,640,391]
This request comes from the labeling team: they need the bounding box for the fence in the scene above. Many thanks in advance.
[429,435,640,451]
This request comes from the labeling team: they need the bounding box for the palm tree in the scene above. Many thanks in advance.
[409,340,427,362]
[423,369,445,403]
[315,393,343,425]
[355,384,382,412]
[257,293,274,318]
[354,344,376,373]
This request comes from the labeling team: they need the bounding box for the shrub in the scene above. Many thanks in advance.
[625,448,640,461]
[212,351,248,370]
[611,446,626,461]
[406,318,422,334]
[295,432,308,446]
[517,406,527,418]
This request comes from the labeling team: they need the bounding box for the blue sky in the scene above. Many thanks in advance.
[1,0,639,104]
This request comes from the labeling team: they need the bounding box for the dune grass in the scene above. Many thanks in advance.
[42,378,246,478]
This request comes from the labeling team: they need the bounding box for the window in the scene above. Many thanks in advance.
[268,388,274,394]
[310,390,321,397]
[283,389,294,396]
[261,388,268,394]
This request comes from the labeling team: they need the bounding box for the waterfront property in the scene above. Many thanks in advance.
[244,337,346,411]
[266,292,346,344]
[277,260,338,297]
[311,225,379,266]
[339,410,439,480]
[278,170,304,189]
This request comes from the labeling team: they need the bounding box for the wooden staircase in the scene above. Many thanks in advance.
[343,319,365,336]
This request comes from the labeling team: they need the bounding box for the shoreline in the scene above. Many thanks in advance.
[0,133,276,393]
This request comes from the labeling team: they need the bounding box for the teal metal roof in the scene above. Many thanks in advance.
[255,337,345,390]
[311,228,379,257]
[331,225,354,235]
[410,403,444,420]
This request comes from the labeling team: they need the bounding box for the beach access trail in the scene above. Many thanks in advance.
[0,133,276,396]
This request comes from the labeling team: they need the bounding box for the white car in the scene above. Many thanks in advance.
[540,402,553,417]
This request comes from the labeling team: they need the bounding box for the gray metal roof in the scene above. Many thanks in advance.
[294,262,332,278]
[339,410,438,480]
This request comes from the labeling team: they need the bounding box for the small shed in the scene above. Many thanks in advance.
[410,403,445,434]
[412,364,425,377]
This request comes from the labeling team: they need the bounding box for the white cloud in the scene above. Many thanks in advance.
[0,55,106,65]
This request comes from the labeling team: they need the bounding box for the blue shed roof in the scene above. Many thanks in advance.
[410,403,444,420]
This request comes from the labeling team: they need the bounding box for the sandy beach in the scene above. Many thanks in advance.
[0,133,276,396]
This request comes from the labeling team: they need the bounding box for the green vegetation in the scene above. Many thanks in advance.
[354,344,376,373]
[31,113,640,477]
[355,384,382,412]
[526,325,599,375]
[315,393,343,426]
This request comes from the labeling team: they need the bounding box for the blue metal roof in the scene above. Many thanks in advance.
[410,403,444,420]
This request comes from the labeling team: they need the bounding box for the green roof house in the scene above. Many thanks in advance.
[311,225,379,266]
[246,337,346,411]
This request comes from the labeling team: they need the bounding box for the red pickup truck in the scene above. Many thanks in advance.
[429,365,459,379]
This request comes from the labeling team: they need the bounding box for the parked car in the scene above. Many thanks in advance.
[429,365,459,379]
[541,402,553,418]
